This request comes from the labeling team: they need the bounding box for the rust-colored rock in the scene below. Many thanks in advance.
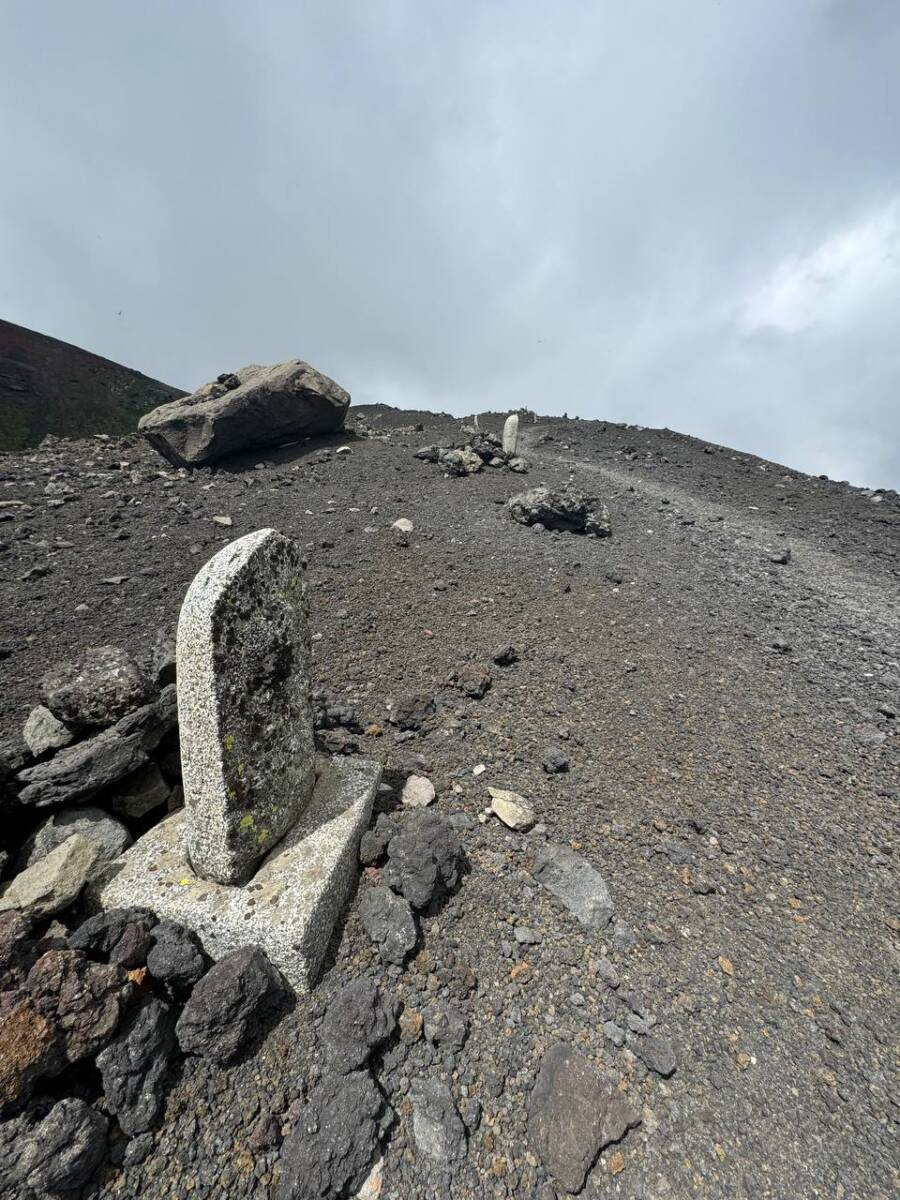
[0,999,60,1112]
[26,948,132,1066]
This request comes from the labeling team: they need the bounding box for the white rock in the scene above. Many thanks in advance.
[488,787,535,831]
[0,834,100,919]
[401,774,436,808]
[391,518,414,534]
[502,413,519,456]
[23,705,73,757]
[336,445,352,455]
[472,763,486,776]
[211,514,234,527]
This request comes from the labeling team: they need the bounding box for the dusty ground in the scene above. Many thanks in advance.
[1,407,898,1199]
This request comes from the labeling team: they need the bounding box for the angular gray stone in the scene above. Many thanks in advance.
[359,886,417,965]
[409,1080,466,1162]
[146,920,207,992]
[439,447,483,476]
[176,946,286,1063]
[108,763,171,819]
[23,705,73,757]
[0,835,100,919]
[177,529,316,885]
[502,413,519,455]
[528,1043,640,1193]
[6,1098,108,1196]
[138,360,350,467]
[69,907,157,966]
[532,841,615,930]
[19,807,131,878]
[321,978,398,1073]
[96,995,175,1135]
[98,756,380,992]
[423,1001,468,1051]
[508,485,612,536]
[41,645,153,729]
[276,1070,384,1200]
[16,686,177,809]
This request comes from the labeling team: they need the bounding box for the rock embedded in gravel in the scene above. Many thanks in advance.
[276,1069,385,1200]
[20,807,131,879]
[508,485,612,537]
[175,946,286,1063]
[451,662,492,699]
[635,1033,677,1077]
[528,1042,640,1193]
[146,919,207,992]
[408,1079,467,1162]
[401,773,436,808]
[0,834,100,919]
[359,886,418,965]
[390,692,436,731]
[6,1097,108,1196]
[542,749,570,774]
[383,811,463,909]
[423,1001,468,1051]
[41,644,153,729]
[22,704,73,757]
[321,978,398,1073]
[492,643,519,666]
[96,995,176,1135]
[487,787,535,830]
[532,842,615,930]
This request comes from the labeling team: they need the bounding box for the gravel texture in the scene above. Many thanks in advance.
[0,406,898,1198]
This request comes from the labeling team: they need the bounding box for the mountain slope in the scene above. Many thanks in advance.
[0,319,184,449]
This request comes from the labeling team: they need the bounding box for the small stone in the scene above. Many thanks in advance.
[321,978,398,1073]
[107,762,171,818]
[175,946,286,1063]
[22,706,73,757]
[604,1020,625,1046]
[383,811,463,909]
[488,787,535,831]
[532,842,615,930]
[0,835,100,920]
[452,663,492,699]
[492,644,519,666]
[391,518,414,534]
[401,774,436,808]
[211,514,234,526]
[423,1001,468,1051]
[542,750,569,774]
[409,1079,466,1162]
[146,920,207,991]
[391,693,436,731]
[359,886,418,965]
[18,808,131,880]
[635,1035,677,1077]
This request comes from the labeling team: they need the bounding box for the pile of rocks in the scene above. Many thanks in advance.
[415,425,529,477]
[0,905,286,1194]
[0,640,181,915]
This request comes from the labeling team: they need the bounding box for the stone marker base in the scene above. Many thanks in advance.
[95,756,380,992]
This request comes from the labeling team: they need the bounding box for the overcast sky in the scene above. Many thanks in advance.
[2,2,899,487]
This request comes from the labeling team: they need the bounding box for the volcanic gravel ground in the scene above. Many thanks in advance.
[1,407,898,1199]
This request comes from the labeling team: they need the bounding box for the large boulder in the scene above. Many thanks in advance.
[507,485,611,536]
[138,361,350,467]
[0,835,100,920]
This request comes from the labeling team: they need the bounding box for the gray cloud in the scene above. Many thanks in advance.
[1,0,899,485]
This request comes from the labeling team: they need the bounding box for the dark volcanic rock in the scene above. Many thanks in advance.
[408,1079,466,1162]
[383,811,463,909]
[96,995,176,1135]
[451,662,492,699]
[146,919,207,992]
[3,1097,108,1196]
[175,946,286,1063]
[359,885,418,965]
[41,644,153,729]
[26,948,133,1065]
[528,1042,640,1193]
[139,360,350,467]
[390,692,436,730]
[508,485,612,536]
[423,1001,468,1051]
[321,978,398,1073]
[15,685,177,808]
[275,1069,385,1200]
[69,907,157,966]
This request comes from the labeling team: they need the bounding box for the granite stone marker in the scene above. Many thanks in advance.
[502,413,519,456]
[177,528,315,885]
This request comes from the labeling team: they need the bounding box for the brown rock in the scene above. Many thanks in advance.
[26,948,132,1065]
[0,999,60,1112]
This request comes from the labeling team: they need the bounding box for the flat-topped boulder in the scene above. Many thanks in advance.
[177,529,315,885]
[138,360,350,467]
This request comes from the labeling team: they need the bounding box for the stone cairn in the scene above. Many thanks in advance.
[101,528,381,991]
